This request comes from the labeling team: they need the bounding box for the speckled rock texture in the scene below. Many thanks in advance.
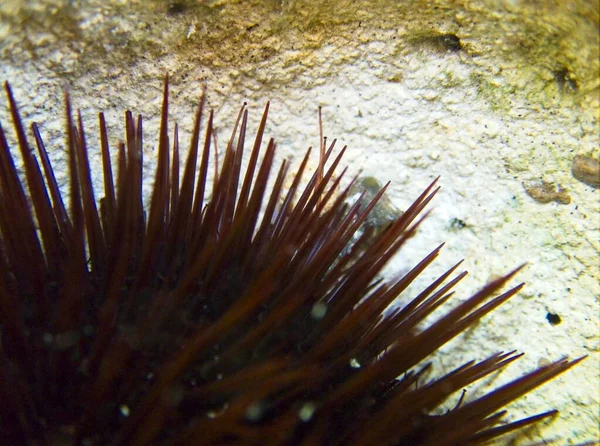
[0,0,598,444]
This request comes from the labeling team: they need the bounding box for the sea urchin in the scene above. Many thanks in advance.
[0,77,582,445]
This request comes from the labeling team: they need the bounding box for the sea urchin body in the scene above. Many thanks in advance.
[0,77,582,445]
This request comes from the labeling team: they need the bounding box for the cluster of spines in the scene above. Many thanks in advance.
[0,77,582,445]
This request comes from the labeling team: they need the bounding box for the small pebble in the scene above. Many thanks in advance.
[572,154,600,188]
[546,312,562,326]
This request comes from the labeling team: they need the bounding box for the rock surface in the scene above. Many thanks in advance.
[0,1,598,444]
